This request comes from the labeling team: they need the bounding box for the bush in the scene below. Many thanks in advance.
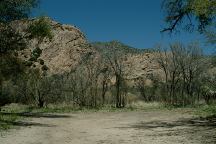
[38,59,44,65]
[32,47,42,58]
[28,16,53,41]
[28,56,37,62]
[41,65,49,71]
[0,83,14,107]
[24,60,33,67]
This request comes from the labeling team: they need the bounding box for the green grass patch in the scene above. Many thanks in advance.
[0,113,21,130]
[195,104,216,118]
[0,104,30,131]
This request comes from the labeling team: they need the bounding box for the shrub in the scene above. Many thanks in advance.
[38,59,44,65]
[27,16,53,41]
[41,65,49,71]
[24,61,33,67]
[32,47,42,58]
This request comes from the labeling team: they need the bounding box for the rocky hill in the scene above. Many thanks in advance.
[11,18,163,81]
[11,18,96,74]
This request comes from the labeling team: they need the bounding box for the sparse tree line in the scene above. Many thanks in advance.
[0,0,130,109]
[0,48,131,108]
[1,41,216,109]
[134,43,216,106]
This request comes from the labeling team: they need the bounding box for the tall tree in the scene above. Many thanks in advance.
[0,0,39,106]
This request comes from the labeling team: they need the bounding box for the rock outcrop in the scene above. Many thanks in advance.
[11,18,163,81]
[11,18,95,74]
[92,41,164,81]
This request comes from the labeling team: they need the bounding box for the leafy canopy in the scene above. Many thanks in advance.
[0,0,39,23]
[0,24,26,54]
[0,0,39,83]
[0,0,39,54]
[162,0,216,46]
[162,0,216,33]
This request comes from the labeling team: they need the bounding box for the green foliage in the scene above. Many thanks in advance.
[28,56,37,62]
[196,104,216,117]
[24,60,33,67]
[41,65,49,71]
[0,104,30,131]
[28,47,42,62]
[0,25,26,54]
[28,16,53,41]
[211,55,216,66]
[0,0,39,23]
[205,30,216,45]
[0,0,39,105]
[38,59,44,65]
[191,0,215,18]
[32,47,42,57]
[0,54,25,82]
[162,0,216,42]
[0,92,11,107]
[162,0,216,32]
[0,113,20,130]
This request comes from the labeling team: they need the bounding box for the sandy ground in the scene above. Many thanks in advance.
[0,110,216,144]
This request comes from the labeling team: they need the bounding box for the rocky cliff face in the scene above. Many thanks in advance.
[11,18,95,74]
[92,41,164,81]
[124,53,163,80]
[11,18,163,81]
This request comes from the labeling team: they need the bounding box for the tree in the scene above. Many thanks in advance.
[135,76,157,102]
[0,0,39,23]
[0,0,39,107]
[162,0,216,44]
[106,48,129,108]
[100,65,111,106]
[83,52,102,108]
[156,42,206,106]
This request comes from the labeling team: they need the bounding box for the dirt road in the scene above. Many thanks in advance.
[0,110,215,144]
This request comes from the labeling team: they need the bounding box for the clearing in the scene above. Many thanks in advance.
[0,110,216,144]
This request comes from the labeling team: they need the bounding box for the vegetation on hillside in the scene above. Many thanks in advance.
[92,41,155,55]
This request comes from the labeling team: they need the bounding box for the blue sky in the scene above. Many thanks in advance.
[33,0,213,52]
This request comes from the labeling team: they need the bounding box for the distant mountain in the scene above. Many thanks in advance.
[91,41,155,55]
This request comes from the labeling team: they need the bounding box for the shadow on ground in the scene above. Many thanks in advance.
[0,119,55,127]
[0,112,72,128]
[0,112,72,118]
[133,117,216,130]
[115,116,216,144]
[115,116,216,130]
